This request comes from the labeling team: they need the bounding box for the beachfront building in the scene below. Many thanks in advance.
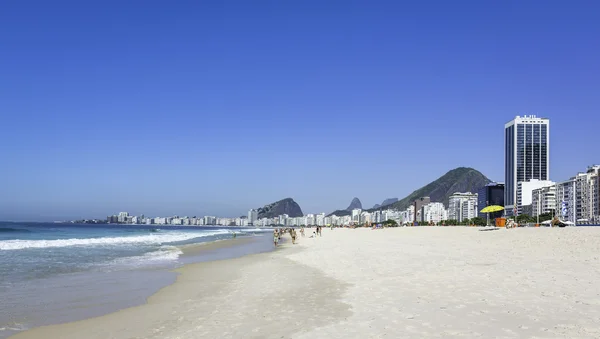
[413,197,431,223]
[118,212,129,223]
[371,210,382,223]
[305,214,315,226]
[247,209,258,225]
[316,213,325,226]
[595,174,600,222]
[477,182,505,219]
[448,192,478,222]
[531,185,557,217]
[399,206,414,224]
[575,165,600,223]
[422,202,447,223]
[351,208,362,224]
[203,216,217,225]
[360,212,372,224]
[516,179,555,216]
[504,115,550,216]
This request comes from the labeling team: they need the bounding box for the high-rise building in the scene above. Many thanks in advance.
[477,182,505,219]
[504,115,550,216]
[247,209,258,225]
[413,197,431,223]
[351,209,362,223]
[556,178,577,224]
[448,192,478,222]
[516,179,555,215]
[422,202,447,223]
[117,212,129,223]
[531,185,557,217]
[575,165,600,223]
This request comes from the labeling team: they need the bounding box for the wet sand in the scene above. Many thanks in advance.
[10,234,350,339]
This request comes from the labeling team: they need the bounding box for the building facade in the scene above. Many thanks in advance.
[516,179,555,215]
[422,202,447,223]
[477,182,505,219]
[531,185,557,217]
[448,192,478,222]
[504,115,550,216]
[351,209,362,224]
[575,165,600,223]
[247,209,258,225]
[413,197,431,223]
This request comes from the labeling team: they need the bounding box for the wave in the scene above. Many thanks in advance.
[238,228,273,232]
[0,230,230,251]
[108,246,183,267]
[0,227,31,233]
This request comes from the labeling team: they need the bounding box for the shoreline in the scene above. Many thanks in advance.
[11,227,600,338]
[4,233,274,339]
[10,231,352,339]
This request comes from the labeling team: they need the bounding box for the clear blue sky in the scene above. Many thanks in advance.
[1,1,599,221]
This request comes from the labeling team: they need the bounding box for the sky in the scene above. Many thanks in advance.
[1,0,599,221]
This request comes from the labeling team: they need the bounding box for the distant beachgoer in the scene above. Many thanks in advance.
[291,229,297,244]
[273,230,279,246]
[300,227,305,237]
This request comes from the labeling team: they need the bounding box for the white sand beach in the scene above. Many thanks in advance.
[11,227,600,338]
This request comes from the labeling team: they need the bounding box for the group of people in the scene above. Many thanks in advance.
[273,228,298,246]
[273,226,323,247]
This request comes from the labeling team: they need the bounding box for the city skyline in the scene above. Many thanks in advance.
[2,1,600,221]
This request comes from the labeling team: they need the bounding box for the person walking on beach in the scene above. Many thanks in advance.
[300,227,305,237]
[291,229,297,244]
[273,230,279,247]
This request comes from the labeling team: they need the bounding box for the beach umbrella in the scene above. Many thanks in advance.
[480,205,505,226]
[480,205,505,213]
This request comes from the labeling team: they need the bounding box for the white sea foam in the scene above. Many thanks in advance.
[0,230,230,251]
[106,245,184,268]
[240,228,273,232]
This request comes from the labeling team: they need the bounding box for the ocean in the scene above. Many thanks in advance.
[0,222,273,338]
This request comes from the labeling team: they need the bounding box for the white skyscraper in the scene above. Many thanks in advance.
[247,209,258,225]
[448,192,478,222]
[117,212,129,223]
[504,115,550,216]
[351,209,362,223]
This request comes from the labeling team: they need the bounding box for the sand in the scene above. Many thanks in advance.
[11,227,600,338]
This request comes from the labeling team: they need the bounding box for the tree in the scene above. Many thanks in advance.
[443,219,459,226]
[383,219,398,227]
[538,212,553,223]
[470,217,487,226]
[516,214,533,224]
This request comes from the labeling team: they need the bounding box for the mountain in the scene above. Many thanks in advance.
[346,197,362,211]
[372,204,381,209]
[327,197,362,217]
[256,198,303,219]
[380,198,398,207]
[368,167,491,212]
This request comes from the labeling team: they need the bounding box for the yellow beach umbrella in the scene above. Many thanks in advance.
[480,205,504,213]
[480,205,504,226]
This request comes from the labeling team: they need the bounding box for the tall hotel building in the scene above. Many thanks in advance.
[504,115,550,216]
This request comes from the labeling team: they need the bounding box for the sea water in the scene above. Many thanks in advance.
[0,222,273,338]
